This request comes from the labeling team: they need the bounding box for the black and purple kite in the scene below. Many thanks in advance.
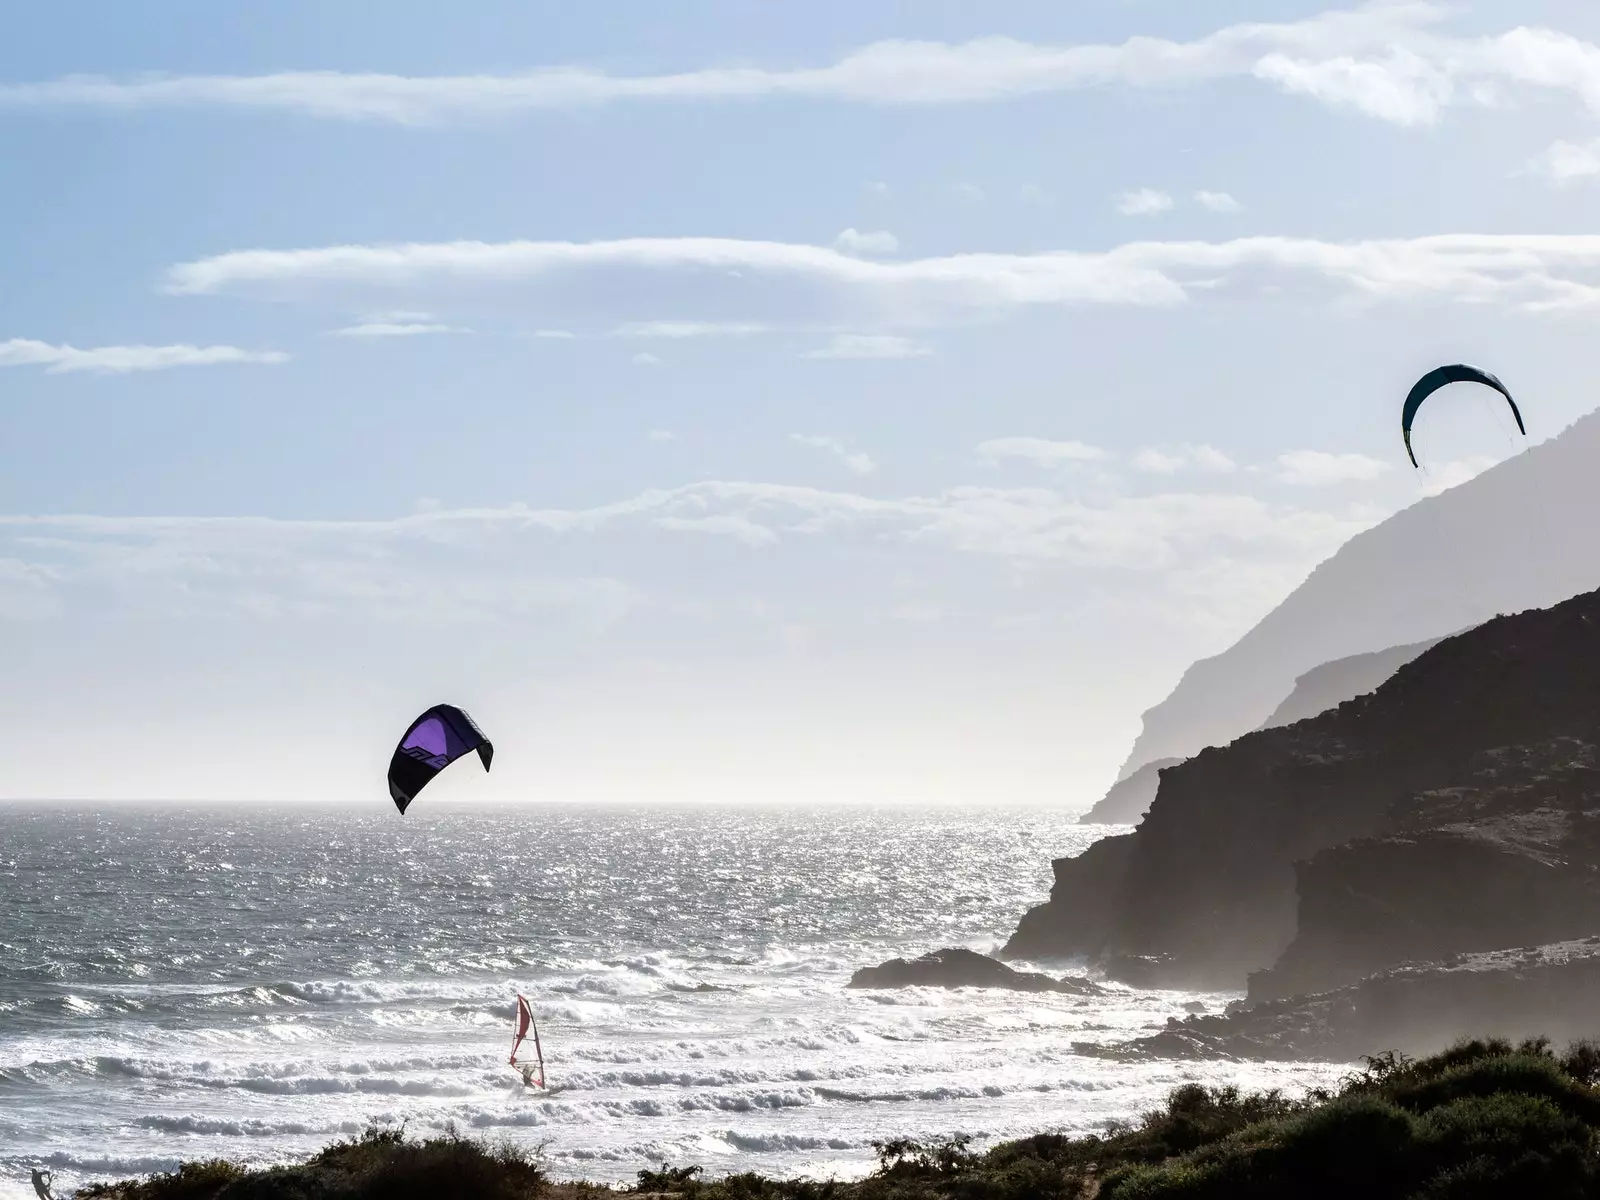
[387,704,493,814]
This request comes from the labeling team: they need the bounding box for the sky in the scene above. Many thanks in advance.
[5,0,1600,805]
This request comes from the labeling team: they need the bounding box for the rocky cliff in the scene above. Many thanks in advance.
[1077,757,1183,825]
[1078,639,1445,827]
[1006,587,1600,995]
[1115,407,1600,782]
[1255,635,1445,731]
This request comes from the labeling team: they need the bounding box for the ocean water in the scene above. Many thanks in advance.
[0,805,1340,1197]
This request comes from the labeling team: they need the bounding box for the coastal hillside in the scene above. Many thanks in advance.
[1007,586,1600,998]
[1255,635,1446,732]
[1078,637,1443,826]
[1116,407,1600,782]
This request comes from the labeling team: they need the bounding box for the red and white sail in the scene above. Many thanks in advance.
[509,993,545,1088]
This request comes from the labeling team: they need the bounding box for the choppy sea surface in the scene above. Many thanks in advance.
[0,805,1341,1197]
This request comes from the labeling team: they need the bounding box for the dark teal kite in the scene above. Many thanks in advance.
[1402,364,1524,468]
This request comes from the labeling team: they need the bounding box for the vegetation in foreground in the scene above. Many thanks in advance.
[75,1037,1600,1200]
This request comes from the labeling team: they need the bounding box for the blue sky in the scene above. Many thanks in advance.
[4,1,1600,803]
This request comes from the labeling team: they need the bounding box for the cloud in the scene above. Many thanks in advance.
[805,334,933,359]
[653,513,779,547]
[648,429,678,442]
[978,437,1107,466]
[790,433,877,475]
[1529,138,1600,184]
[952,183,986,202]
[864,181,891,197]
[834,228,899,256]
[612,320,771,338]
[0,338,287,374]
[533,328,577,339]
[330,320,465,336]
[0,479,1373,598]
[1194,190,1242,213]
[168,231,1600,326]
[632,351,661,365]
[1116,188,1174,216]
[1274,449,1393,485]
[0,5,1463,123]
[1132,444,1236,474]
[1252,46,1453,125]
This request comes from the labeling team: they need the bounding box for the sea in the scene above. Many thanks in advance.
[0,805,1342,1198]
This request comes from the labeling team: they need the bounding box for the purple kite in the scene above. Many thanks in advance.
[387,704,493,814]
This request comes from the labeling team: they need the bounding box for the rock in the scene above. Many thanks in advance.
[1003,588,1600,992]
[1078,758,1184,826]
[1255,635,1448,731]
[847,947,1100,994]
[1121,936,1600,1063]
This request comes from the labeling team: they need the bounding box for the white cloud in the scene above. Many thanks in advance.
[1274,450,1393,485]
[169,231,1600,324]
[632,351,661,365]
[613,320,771,338]
[864,181,891,197]
[653,514,780,547]
[978,437,1107,466]
[805,334,933,360]
[1019,184,1048,205]
[834,227,899,256]
[1132,444,1236,474]
[0,479,1372,589]
[1194,190,1242,213]
[790,433,877,475]
[330,320,465,337]
[0,6,1460,122]
[1252,47,1453,125]
[1116,188,1174,217]
[1529,138,1600,184]
[0,338,287,374]
[952,182,986,202]
[533,328,577,339]
[648,429,678,442]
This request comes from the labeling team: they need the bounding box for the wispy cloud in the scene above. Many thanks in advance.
[1194,190,1242,213]
[1116,188,1174,216]
[1132,444,1236,474]
[168,232,1600,325]
[612,320,771,338]
[0,338,287,374]
[632,351,661,365]
[834,228,899,256]
[1274,450,1393,485]
[648,429,677,442]
[978,437,1107,466]
[1528,138,1600,184]
[790,433,877,475]
[0,479,1374,603]
[330,319,466,337]
[805,334,932,360]
[0,5,1483,124]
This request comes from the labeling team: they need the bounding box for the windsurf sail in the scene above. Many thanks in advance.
[32,1168,55,1200]
[510,993,545,1088]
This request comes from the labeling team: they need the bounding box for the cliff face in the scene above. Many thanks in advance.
[1256,635,1445,731]
[1116,407,1600,782]
[1076,758,1182,825]
[1006,588,1600,992]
